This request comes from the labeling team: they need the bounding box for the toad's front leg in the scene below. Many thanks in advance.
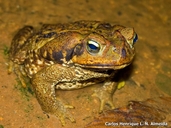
[31,64,108,126]
[92,80,117,113]
[31,65,76,126]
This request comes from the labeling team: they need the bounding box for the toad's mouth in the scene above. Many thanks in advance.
[75,61,132,71]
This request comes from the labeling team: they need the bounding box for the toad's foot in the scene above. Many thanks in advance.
[92,81,117,113]
[56,103,76,126]
[43,99,75,126]
[8,61,28,87]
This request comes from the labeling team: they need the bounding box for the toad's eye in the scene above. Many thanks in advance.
[87,40,100,54]
[133,33,138,44]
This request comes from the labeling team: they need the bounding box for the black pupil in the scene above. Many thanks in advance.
[89,43,98,50]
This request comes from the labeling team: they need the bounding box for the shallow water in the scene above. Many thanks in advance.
[0,0,171,128]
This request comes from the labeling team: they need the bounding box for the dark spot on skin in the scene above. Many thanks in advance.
[73,43,84,56]
[97,23,112,29]
[36,32,57,43]
[52,51,63,63]
[35,38,39,43]
[43,32,57,38]
[65,48,74,61]
[121,48,126,58]
[65,43,84,61]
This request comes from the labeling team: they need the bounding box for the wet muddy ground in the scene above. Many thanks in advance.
[0,0,171,128]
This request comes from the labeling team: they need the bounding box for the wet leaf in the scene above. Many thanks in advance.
[85,97,171,128]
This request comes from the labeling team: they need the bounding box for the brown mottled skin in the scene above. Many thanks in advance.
[8,21,137,125]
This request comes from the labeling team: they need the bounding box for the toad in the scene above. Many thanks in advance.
[8,21,138,125]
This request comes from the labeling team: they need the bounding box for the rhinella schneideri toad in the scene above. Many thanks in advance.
[8,21,138,125]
